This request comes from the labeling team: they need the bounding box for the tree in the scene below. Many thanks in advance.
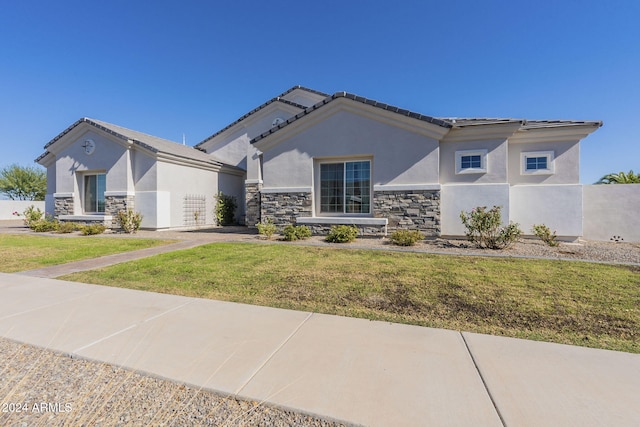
[0,164,47,200]
[596,170,640,184]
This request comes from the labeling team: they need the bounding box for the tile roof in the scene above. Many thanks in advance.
[39,118,239,169]
[194,85,329,149]
[251,91,452,144]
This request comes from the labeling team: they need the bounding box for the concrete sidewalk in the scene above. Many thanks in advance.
[0,273,639,426]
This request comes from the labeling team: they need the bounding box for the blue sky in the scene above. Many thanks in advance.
[1,0,638,184]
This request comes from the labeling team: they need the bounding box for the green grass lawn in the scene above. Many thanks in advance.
[60,242,640,354]
[0,234,174,272]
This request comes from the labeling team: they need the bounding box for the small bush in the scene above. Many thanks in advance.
[80,224,106,235]
[460,206,522,249]
[282,225,312,241]
[23,205,44,229]
[215,192,237,225]
[116,209,143,234]
[326,225,358,243]
[30,219,59,233]
[532,224,559,247]
[56,222,80,234]
[390,229,424,246]
[256,219,276,239]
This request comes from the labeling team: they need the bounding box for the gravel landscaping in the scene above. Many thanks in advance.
[277,235,640,266]
[0,338,350,427]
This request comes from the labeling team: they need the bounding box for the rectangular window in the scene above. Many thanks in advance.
[84,174,106,213]
[455,149,488,174]
[461,155,482,169]
[521,151,554,175]
[320,161,370,214]
[526,156,548,171]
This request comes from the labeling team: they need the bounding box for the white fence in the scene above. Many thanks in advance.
[441,183,639,243]
[0,200,46,220]
[583,184,640,243]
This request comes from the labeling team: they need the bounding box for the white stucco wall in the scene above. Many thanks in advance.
[583,184,640,242]
[156,162,218,228]
[510,184,583,238]
[261,109,440,189]
[136,191,171,229]
[0,200,46,220]
[203,104,302,169]
[56,130,132,195]
[132,150,158,192]
[439,139,508,184]
[440,184,510,236]
[52,130,134,215]
[508,140,580,185]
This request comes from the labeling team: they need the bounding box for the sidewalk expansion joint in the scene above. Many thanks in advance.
[72,301,193,353]
[461,332,507,427]
[234,312,314,395]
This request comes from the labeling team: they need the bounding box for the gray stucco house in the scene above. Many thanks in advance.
[37,86,602,239]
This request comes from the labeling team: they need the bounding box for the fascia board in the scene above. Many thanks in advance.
[509,125,601,144]
[36,152,55,167]
[442,122,523,143]
[255,98,449,151]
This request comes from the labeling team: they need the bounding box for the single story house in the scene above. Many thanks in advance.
[37,86,602,239]
[36,118,244,229]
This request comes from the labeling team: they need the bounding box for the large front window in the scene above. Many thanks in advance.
[84,174,106,213]
[320,161,370,214]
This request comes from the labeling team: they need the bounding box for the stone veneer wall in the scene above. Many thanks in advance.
[54,197,74,216]
[373,190,440,236]
[245,182,262,226]
[260,192,312,226]
[105,195,135,228]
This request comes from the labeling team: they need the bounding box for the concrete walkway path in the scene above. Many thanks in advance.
[1,273,639,426]
[15,239,212,278]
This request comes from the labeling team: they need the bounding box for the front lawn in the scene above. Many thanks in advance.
[0,234,173,272]
[60,243,640,353]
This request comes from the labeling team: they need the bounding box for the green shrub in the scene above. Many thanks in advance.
[326,225,359,243]
[532,224,559,247]
[30,219,59,233]
[80,224,106,235]
[282,224,312,241]
[215,192,237,225]
[116,209,143,233]
[256,219,276,239]
[460,206,522,249]
[23,205,44,229]
[56,222,80,234]
[389,229,424,246]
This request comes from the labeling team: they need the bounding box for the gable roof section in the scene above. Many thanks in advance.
[37,118,243,173]
[251,91,453,144]
[195,85,329,149]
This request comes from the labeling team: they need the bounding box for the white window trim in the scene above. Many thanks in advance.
[455,149,488,175]
[82,172,107,214]
[316,158,372,217]
[521,151,555,175]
